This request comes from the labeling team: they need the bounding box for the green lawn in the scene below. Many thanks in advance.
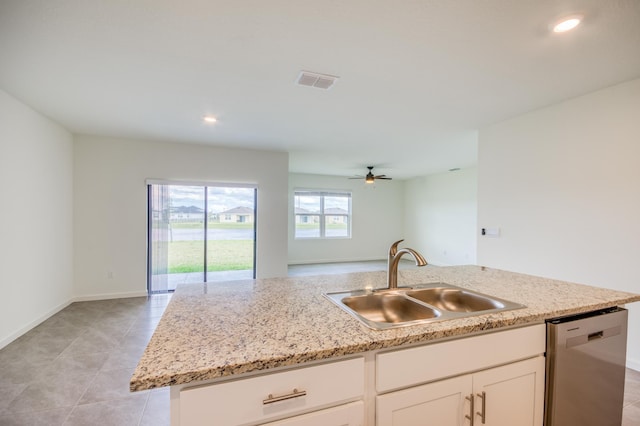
[161,221,344,274]
[168,240,253,273]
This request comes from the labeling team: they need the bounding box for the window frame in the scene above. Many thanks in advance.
[294,190,352,239]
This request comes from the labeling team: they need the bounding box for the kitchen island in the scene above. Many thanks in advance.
[130,265,640,425]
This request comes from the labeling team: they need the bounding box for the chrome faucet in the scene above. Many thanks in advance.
[387,239,428,289]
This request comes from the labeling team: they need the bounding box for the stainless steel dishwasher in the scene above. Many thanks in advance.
[545,306,628,426]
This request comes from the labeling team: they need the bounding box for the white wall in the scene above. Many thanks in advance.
[0,89,74,348]
[74,135,288,299]
[288,173,404,264]
[478,78,640,368]
[404,168,478,266]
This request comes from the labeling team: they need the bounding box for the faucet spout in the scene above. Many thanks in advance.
[387,240,428,289]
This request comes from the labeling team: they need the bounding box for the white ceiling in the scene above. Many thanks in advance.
[1,0,639,179]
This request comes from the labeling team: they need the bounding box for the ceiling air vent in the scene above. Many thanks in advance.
[296,71,339,90]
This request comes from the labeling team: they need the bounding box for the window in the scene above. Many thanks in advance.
[147,183,257,293]
[294,191,351,239]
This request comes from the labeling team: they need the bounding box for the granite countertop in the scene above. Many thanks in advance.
[130,265,640,391]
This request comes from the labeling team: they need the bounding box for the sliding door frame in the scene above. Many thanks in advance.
[146,179,258,294]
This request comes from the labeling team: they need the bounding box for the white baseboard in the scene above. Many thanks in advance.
[627,357,640,371]
[288,257,386,266]
[289,259,448,267]
[0,290,150,350]
[72,290,148,302]
[0,299,72,350]
[425,260,450,267]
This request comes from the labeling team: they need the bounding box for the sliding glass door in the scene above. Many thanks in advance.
[147,183,256,293]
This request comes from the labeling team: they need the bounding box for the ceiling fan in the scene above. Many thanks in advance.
[349,166,392,184]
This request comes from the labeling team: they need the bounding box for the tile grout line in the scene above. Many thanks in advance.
[137,390,153,426]
[62,369,101,425]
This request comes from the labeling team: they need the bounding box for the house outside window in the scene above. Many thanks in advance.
[218,207,254,224]
[294,191,351,239]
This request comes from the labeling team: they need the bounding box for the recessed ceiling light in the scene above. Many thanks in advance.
[552,14,584,33]
[203,115,217,124]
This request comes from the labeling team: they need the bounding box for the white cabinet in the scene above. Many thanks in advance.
[376,325,546,393]
[261,401,364,426]
[375,325,546,426]
[473,357,544,426]
[377,374,472,426]
[376,357,545,426]
[178,357,364,426]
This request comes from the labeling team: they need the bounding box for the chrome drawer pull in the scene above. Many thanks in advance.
[465,394,475,426]
[263,388,307,405]
[476,391,486,424]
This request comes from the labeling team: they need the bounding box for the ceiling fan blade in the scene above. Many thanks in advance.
[347,167,393,181]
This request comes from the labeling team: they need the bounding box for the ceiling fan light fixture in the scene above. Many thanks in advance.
[349,166,392,183]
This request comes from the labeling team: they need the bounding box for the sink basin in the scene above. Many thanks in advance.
[324,283,525,330]
[406,287,504,312]
[342,293,440,324]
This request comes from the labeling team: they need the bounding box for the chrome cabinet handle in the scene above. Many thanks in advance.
[465,394,475,426]
[476,391,486,424]
[263,388,307,405]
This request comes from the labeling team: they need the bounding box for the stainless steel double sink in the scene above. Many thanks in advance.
[324,283,525,330]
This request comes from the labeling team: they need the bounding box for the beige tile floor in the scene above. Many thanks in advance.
[0,295,172,426]
[0,262,639,425]
[625,368,640,426]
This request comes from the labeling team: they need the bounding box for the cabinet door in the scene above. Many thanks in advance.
[260,401,364,426]
[376,375,473,426]
[472,356,544,426]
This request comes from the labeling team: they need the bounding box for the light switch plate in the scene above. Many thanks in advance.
[482,227,500,237]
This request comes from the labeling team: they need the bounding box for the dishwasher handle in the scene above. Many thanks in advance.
[588,331,603,340]
[565,325,621,349]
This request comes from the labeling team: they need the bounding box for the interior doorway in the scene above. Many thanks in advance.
[147,183,256,293]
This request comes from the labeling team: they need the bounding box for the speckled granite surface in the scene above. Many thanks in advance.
[130,266,640,391]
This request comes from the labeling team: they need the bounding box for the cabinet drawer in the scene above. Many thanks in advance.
[261,401,364,426]
[180,357,364,426]
[376,324,545,392]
